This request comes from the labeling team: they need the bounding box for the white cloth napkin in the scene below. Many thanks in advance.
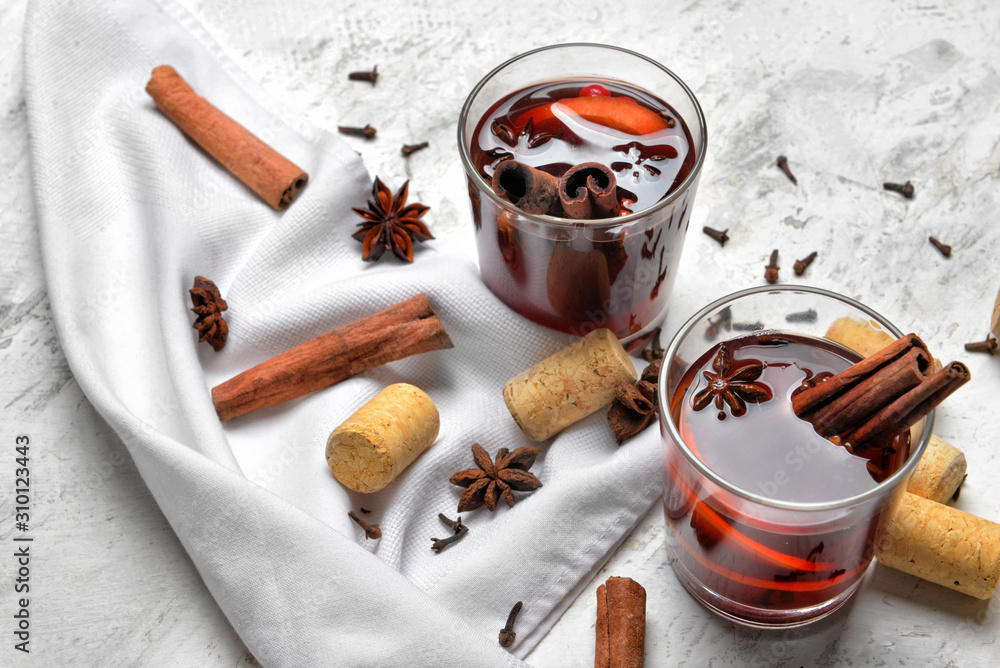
[23,0,664,665]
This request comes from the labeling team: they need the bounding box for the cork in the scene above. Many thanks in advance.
[824,316,895,358]
[907,434,968,504]
[876,491,1000,599]
[503,329,637,442]
[326,383,439,493]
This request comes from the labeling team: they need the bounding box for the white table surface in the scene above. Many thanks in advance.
[2,0,999,666]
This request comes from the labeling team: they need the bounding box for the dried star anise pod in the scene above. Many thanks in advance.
[692,345,773,418]
[607,357,662,445]
[450,443,542,512]
[351,177,433,262]
[189,276,228,351]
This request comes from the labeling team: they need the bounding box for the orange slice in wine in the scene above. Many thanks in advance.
[517,96,670,136]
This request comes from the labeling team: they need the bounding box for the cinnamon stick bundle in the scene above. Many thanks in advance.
[146,65,308,210]
[793,333,970,448]
[212,294,452,421]
[490,160,621,219]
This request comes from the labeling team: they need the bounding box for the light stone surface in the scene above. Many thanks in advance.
[2,0,999,666]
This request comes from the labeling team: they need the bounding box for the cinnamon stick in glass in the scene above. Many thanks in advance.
[492,160,561,215]
[212,294,452,421]
[792,332,970,448]
[560,162,619,219]
[146,65,308,210]
[849,362,970,445]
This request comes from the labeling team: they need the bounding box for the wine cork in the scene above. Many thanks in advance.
[907,434,968,504]
[825,316,895,358]
[876,491,1000,599]
[503,329,636,442]
[326,383,439,493]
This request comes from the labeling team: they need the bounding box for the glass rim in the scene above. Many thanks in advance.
[457,42,708,229]
[657,284,934,512]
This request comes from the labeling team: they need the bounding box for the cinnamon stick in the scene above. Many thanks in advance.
[211,294,452,421]
[560,162,619,219]
[146,65,308,210]
[792,333,929,417]
[802,347,933,437]
[595,576,645,668]
[849,362,971,446]
[793,333,970,448]
[492,160,560,215]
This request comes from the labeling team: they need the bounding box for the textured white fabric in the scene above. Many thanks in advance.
[23,0,663,665]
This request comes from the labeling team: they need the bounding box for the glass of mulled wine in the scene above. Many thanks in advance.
[658,286,934,628]
[458,44,706,352]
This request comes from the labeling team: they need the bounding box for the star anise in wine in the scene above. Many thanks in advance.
[482,117,563,177]
[607,357,662,445]
[450,444,542,512]
[189,276,228,351]
[351,177,433,262]
[692,345,772,418]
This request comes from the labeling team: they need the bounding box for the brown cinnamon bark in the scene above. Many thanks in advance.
[212,294,452,421]
[492,160,560,215]
[146,65,308,210]
[801,347,932,437]
[792,333,929,416]
[560,162,620,219]
[793,333,970,449]
[595,576,645,668]
[850,362,971,446]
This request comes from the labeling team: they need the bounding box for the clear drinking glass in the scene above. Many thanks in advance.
[458,44,707,352]
[658,286,933,627]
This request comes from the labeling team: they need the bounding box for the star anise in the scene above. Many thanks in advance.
[351,177,433,262]
[450,444,542,512]
[692,345,772,418]
[482,117,563,178]
[189,276,228,351]
[607,357,662,445]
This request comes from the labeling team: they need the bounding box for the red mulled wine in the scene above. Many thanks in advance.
[466,79,699,344]
[664,334,910,615]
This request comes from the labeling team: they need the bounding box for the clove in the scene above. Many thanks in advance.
[704,306,733,340]
[348,510,382,540]
[658,110,677,128]
[732,320,765,332]
[929,236,952,258]
[702,226,729,247]
[348,66,378,85]
[430,513,469,553]
[401,142,429,157]
[786,308,818,323]
[640,328,664,363]
[338,124,377,139]
[964,337,998,355]
[764,249,780,284]
[776,155,797,185]
[883,180,915,199]
[498,601,523,648]
[794,251,817,276]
